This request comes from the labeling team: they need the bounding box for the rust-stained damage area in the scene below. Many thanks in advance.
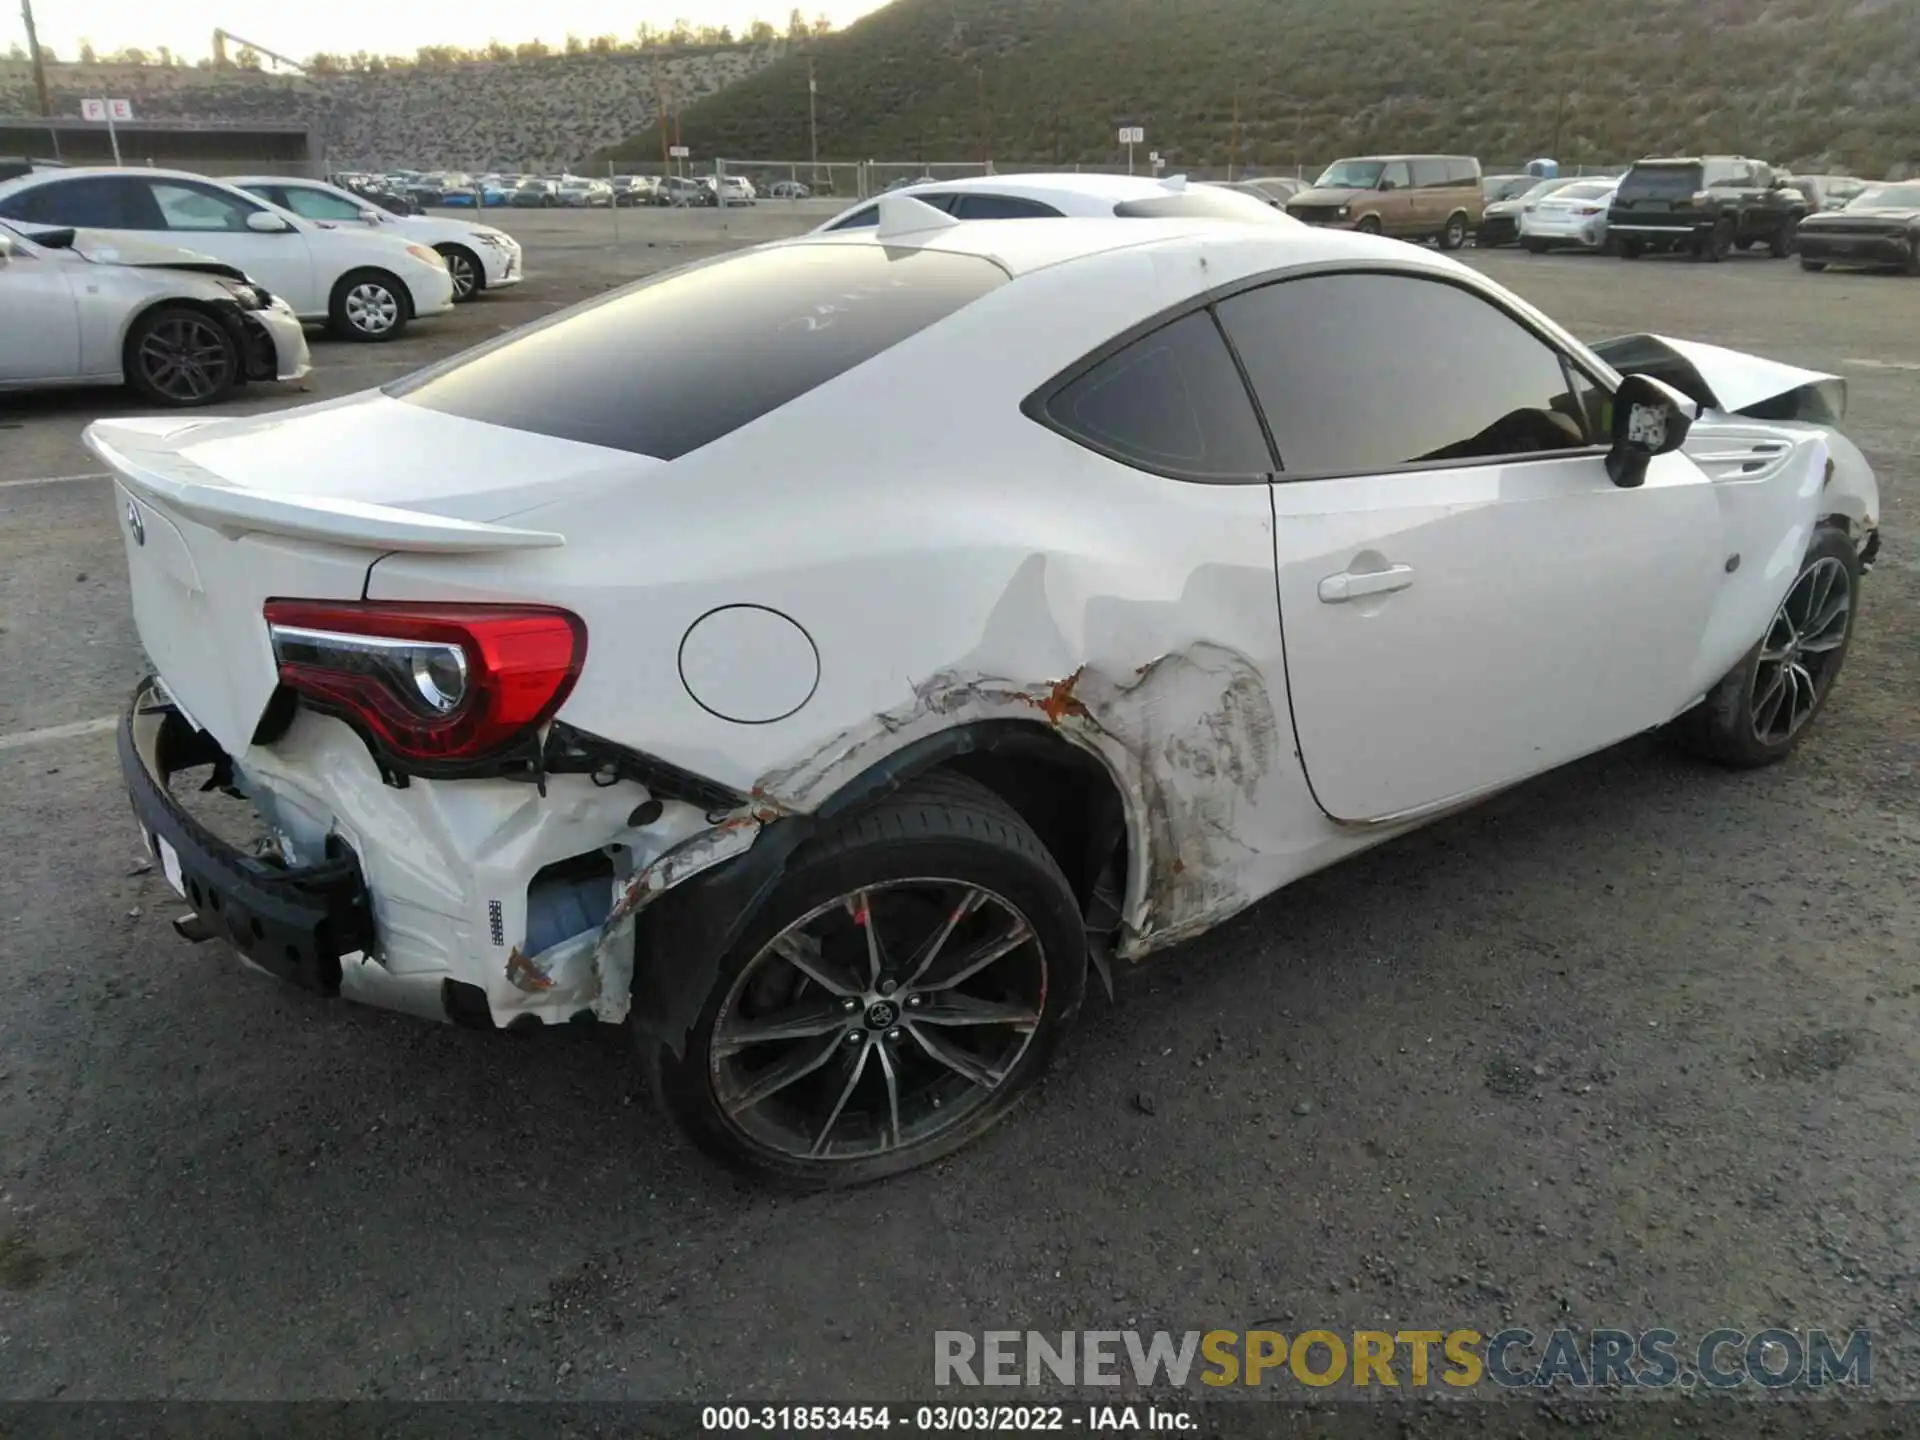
[550,641,1288,1033]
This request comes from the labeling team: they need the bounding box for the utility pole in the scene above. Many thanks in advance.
[976,64,988,169]
[807,54,818,182]
[20,0,53,118]
[1230,84,1240,181]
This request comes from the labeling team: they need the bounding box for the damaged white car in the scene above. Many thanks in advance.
[92,197,1880,1185]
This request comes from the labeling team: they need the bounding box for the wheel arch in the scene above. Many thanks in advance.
[628,719,1135,1052]
[117,296,250,388]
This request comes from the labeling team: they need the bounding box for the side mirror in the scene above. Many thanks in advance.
[1378,178,1398,192]
[1606,374,1698,489]
[246,210,294,233]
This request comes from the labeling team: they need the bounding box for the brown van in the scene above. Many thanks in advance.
[1285,155,1484,250]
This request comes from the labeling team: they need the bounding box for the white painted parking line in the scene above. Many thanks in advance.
[0,715,118,752]
[0,470,111,491]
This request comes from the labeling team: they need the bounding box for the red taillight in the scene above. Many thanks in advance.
[263,600,586,769]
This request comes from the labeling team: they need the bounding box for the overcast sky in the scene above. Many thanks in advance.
[9,0,889,63]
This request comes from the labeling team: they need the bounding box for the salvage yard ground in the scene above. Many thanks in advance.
[1,204,1916,1405]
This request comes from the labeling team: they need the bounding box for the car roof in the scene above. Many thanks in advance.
[875,171,1224,203]
[0,165,259,199]
[789,208,1463,282]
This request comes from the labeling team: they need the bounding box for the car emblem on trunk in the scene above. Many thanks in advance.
[126,500,145,546]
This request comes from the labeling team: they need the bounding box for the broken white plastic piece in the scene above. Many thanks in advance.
[875,193,964,241]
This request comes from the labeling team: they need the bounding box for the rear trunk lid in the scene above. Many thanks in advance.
[87,399,631,753]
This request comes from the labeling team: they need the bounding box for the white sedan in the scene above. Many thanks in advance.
[1520,178,1622,253]
[815,171,1305,229]
[92,198,1879,1186]
[1,219,308,405]
[228,175,524,303]
[0,167,455,341]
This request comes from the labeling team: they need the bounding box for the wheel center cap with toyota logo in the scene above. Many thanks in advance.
[864,1000,899,1030]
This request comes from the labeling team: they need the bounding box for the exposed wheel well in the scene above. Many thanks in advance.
[120,298,246,381]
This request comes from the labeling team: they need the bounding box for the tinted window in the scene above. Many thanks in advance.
[1380,161,1411,190]
[0,175,151,228]
[951,193,1060,219]
[1216,273,1594,476]
[1114,188,1291,222]
[391,243,1006,459]
[151,180,259,232]
[1409,159,1448,188]
[1041,310,1272,480]
[828,204,879,230]
[1619,164,1702,200]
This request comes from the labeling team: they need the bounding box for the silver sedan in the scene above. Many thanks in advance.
[0,221,310,407]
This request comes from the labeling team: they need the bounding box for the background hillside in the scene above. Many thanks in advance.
[603,0,1920,176]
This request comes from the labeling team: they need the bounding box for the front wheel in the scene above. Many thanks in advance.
[327,269,410,342]
[647,773,1088,1188]
[1617,237,1642,260]
[1668,526,1860,768]
[1522,237,1548,254]
[124,305,239,407]
[435,243,482,301]
[1354,215,1382,236]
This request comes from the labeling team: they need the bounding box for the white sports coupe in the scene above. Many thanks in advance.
[91,196,1880,1186]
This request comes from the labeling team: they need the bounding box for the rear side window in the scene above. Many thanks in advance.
[0,176,151,228]
[1409,159,1449,188]
[951,193,1060,219]
[1036,310,1273,481]
[1447,158,1479,185]
[390,243,1007,459]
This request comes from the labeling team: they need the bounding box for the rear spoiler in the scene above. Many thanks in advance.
[1590,334,1846,426]
[84,421,565,553]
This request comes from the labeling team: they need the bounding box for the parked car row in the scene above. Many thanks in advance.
[0,160,531,408]
[1281,151,1911,274]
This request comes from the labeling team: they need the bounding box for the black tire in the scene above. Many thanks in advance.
[123,304,240,407]
[1698,218,1733,262]
[326,269,410,342]
[1437,211,1468,251]
[1907,237,1920,277]
[1354,215,1382,236]
[1617,237,1642,260]
[1522,237,1548,254]
[435,243,483,302]
[647,772,1088,1188]
[1768,217,1798,257]
[1800,257,1828,272]
[1667,526,1860,768]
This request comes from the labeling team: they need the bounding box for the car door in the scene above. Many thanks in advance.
[1375,160,1413,234]
[0,230,80,381]
[1216,269,1723,824]
[139,177,319,314]
[1407,158,1448,230]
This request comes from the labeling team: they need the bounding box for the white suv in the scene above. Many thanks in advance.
[0,166,456,341]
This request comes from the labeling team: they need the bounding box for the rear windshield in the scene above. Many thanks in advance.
[388,243,1006,459]
[1619,163,1703,199]
[1115,188,1291,221]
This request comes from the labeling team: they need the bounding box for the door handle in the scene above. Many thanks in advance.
[1318,563,1415,603]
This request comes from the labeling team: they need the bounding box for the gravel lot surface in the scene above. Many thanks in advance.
[1,203,1915,1418]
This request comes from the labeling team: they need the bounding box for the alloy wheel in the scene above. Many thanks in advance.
[1751,556,1851,745]
[137,315,233,403]
[443,250,477,300]
[345,282,400,335]
[710,879,1047,1163]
